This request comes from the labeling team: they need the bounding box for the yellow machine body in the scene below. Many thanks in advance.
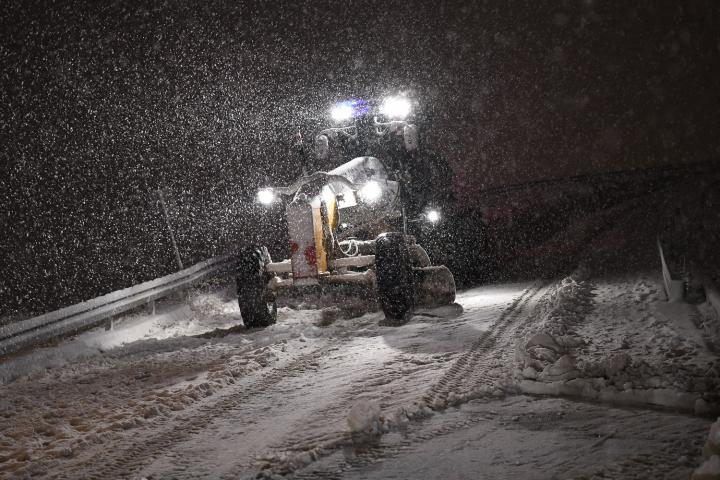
[312,194,338,274]
[287,193,338,283]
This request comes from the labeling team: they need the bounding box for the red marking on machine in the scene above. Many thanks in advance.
[286,201,319,285]
[304,246,317,266]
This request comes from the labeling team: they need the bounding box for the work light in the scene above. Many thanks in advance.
[359,181,382,203]
[257,188,276,205]
[380,96,411,119]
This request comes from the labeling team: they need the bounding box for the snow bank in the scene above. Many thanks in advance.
[693,456,720,480]
[514,272,720,414]
[514,272,593,384]
[698,298,720,353]
[694,417,720,479]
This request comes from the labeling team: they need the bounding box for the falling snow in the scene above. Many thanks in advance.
[1,1,720,479]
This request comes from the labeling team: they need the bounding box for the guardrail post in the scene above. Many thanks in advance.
[657,237,685,302]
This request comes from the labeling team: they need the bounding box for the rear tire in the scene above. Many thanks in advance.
[375,233,415,321]
[236,246,277,328]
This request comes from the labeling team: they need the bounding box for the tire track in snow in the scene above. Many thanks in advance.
[289,412,498,480]
[141,340,418,479]
[271,286,543,477]
[422,280,549,409]
[290,396,709,480]
[53,282,536,480]
[247,285,538,478]
[51,343,340,480]
[237,351,435,478]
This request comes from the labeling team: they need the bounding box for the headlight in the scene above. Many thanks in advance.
[359,181,382,203]
[256,188,276,205]
[331,103,354,122]
[426,209,441,223]
[380,96,411,119]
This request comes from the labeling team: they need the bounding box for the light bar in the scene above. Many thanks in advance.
[330,99,369,122]
[331,103,354,122]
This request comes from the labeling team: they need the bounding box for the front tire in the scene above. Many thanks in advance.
[375,233,415,321]
[236,246,277,328]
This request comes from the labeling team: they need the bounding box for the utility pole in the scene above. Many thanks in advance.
[157,189,184,271]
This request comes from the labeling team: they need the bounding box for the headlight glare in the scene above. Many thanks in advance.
[380,96,411,119]
[359,181,382,203]
[426,209,441,223]
[331,103,353,122]
[257,188,275,205]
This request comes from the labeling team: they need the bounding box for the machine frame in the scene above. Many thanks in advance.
[237,95,456,327]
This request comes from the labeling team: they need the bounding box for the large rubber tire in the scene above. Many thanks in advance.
[375,232,415,321]
[236,246,277,328]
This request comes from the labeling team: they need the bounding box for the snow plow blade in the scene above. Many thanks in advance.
[414,265,456,307]
[267,266,455,312]
[270,271,378,310]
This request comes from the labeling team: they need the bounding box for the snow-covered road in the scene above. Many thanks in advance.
[0,279,713,479]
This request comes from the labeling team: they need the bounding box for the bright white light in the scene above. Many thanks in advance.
[257,188,275,205]
[331,103,353,122]
[321,186,336,205]
[380,96,411,119]
[426,209,441,223]
[359,181,382,202]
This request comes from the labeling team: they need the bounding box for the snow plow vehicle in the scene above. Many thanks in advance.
[237,95,456,327]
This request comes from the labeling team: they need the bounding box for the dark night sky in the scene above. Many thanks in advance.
[1,0,719,314]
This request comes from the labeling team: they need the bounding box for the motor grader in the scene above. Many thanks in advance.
[236,95,456,327]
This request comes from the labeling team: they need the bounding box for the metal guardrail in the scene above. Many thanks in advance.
[0,255,238,357]
[657,238,685,302]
